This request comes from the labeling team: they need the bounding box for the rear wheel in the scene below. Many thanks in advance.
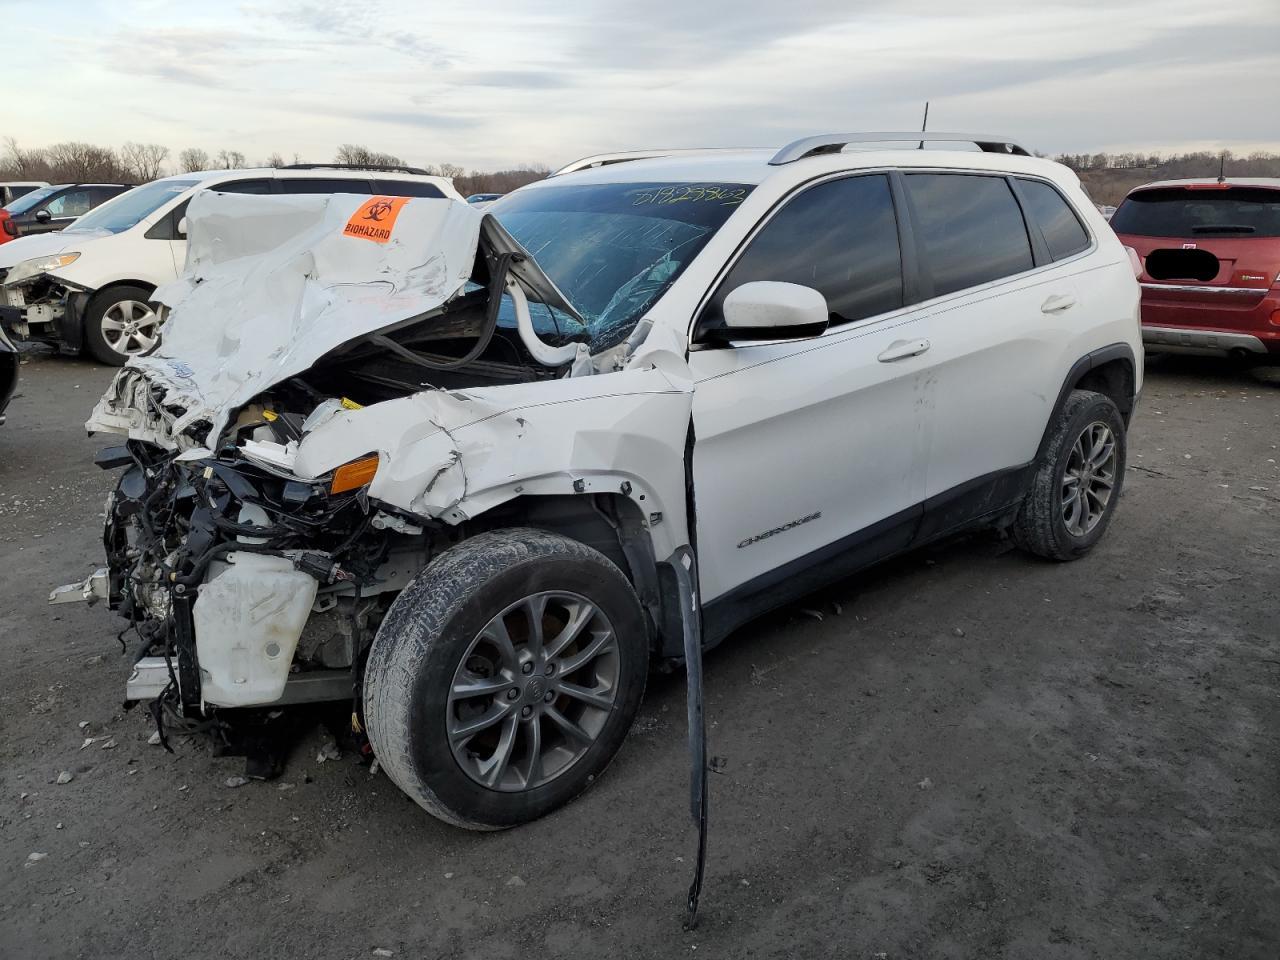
[363,528,648,829]
[1013,389,1127,561]
[83,285,160,366]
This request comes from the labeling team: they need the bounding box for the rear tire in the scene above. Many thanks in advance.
[363,528,649,830]
[82,285,160,366]
[1012,389,1126,561]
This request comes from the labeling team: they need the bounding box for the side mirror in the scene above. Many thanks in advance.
[705,281,829,343]
[176,216,189,237]
[34,209,52,223]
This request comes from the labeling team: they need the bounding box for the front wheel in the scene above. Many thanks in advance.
[82,285,161,366]
[1012,389,1127,561]
[363,528,649,829]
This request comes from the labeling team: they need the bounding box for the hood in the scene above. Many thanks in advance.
[87,190,578,446]
[0,229,111,273]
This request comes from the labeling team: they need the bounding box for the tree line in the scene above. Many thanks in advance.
[1055,150,1280,206]
[0,138,549,196]
[5,138,1277,206]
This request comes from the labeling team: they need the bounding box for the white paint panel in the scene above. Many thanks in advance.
[689,315,933,602]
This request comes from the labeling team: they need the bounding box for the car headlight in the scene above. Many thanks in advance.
[4,252,81,286]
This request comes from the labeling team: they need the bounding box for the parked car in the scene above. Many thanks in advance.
[1111,178,1280,359]
[0,181,49,206]
[0,164,460,365]
[63,132,1141,832]
[466,192,504,206]
[0,182,134,244]
[0,319,16,425]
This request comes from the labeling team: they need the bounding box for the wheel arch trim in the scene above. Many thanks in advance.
[1036,342,1137,462]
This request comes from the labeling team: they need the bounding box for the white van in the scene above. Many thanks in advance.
[0,166,460,364]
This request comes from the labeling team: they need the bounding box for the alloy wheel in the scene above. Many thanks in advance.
[446,591,620,792]
[1060,420,1117,537]
[100,299,159,356]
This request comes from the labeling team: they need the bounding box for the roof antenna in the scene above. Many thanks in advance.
[1217,151,1226,184]
[918,101,929,150]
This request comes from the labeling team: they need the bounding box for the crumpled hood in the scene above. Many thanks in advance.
[88,191,489,444]
[0,228,112,272]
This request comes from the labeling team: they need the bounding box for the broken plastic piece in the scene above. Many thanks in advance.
[48,567,109,605]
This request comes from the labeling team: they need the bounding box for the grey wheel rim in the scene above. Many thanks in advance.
[1061,420,1117,537]
[446,591,620,792]
[100,299,159,355]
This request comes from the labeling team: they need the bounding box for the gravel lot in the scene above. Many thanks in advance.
[1,349,1277,959]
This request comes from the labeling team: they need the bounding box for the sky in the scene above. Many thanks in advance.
[6,0,1280,172]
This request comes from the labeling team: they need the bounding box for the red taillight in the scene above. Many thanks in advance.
[0,212,16,237]
[1185,183,1231,190]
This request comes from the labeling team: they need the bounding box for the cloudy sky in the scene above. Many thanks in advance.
[7,0,1280,171]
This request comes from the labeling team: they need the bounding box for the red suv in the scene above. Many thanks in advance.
[1111,179,1280,359]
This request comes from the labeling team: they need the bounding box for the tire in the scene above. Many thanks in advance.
[82,285,161,366]
[1012,389,1127,561]
[363,528,649,830]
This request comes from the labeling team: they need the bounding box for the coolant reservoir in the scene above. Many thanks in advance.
[193,552,318,707]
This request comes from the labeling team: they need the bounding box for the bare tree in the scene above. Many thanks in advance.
[43,142,126,181]
[215,149,247,169]
[119,142,170,182]
[264,152,286,168]
[1,137,50,179]
[335,143,405,168]
[454,164,550,197]
[178,147,210,173]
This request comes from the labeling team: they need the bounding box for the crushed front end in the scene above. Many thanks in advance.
[97,432,415,721]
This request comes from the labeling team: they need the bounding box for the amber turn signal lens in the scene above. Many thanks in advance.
[330,454,379,494]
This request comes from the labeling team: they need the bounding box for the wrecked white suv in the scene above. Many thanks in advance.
[65,133,1141,830]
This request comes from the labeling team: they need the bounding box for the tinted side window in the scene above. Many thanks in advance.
[216,179,273,195]
[702,174,902,328]
[145,198,189,240]
[1018,179,1089,260]
[89,186,128,205]
[372,179,445,198]
[277,177,371,195]
[905,174,1034,297]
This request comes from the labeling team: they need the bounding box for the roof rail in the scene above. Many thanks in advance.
[769,132,1031,165]
[552,148,735,177]
[281,162,432,176]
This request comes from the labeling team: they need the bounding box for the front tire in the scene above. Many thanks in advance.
[1012,389,1127,561]
[82,285,161,366]
[363,528,649,829]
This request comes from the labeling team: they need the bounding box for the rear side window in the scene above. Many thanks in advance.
[702,174,903,328]
[905,174,1034,297]
[277,177,372,195]
[1017,179,1090,260]
[90,186,129,205]
[1110,187,1280,238]
[371,179,445,198]
[216,179,273,195]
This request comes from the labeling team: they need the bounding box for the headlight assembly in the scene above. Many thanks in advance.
[4,252,81,286]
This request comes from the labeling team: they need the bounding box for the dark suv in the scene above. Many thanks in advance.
[0,183,133,245]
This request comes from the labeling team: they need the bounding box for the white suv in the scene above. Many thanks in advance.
[0,165,459,364]
[66,133,1140,832]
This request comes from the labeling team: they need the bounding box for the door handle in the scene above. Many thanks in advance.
[877,338,930,362]
[1041,293,1077,314]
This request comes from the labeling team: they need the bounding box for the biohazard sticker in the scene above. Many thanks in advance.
[343,196,410,243]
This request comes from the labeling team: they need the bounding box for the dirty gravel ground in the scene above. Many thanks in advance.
[1,349,1277,960]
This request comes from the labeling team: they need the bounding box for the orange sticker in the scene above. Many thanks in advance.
[343,195,410,243]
